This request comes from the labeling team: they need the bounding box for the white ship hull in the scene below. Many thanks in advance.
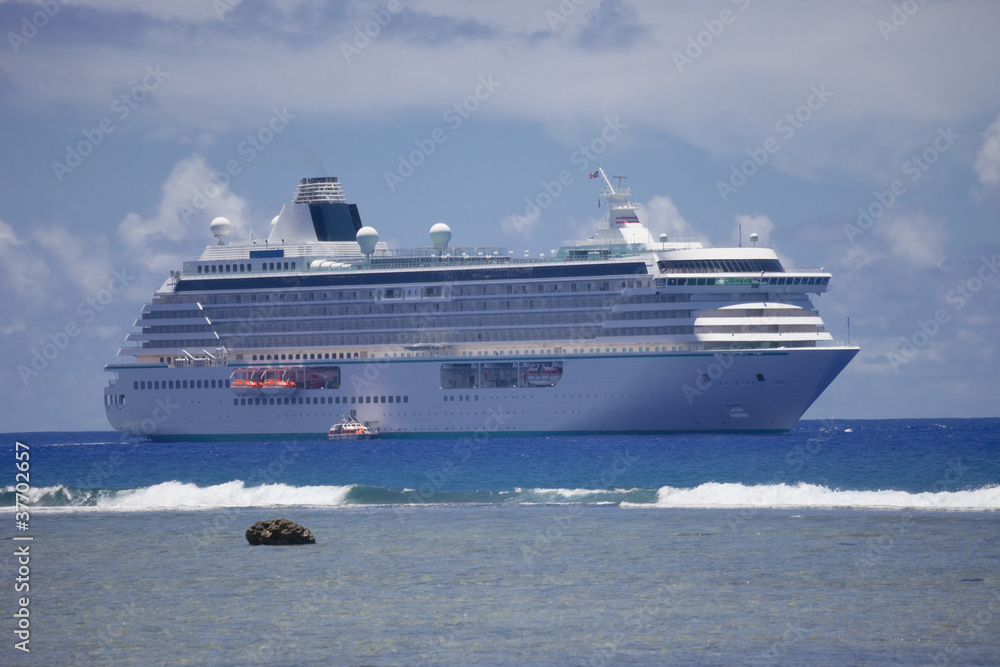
[105,346,857,440]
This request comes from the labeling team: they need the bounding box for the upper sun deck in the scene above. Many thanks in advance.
[181,170,822,290]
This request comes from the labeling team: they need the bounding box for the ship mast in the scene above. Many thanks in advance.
[594,166,640,227]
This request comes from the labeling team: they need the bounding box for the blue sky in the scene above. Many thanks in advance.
[1,0,999,431]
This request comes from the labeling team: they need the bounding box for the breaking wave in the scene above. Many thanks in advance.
[622,482,1000,511]
[2,481,997,512]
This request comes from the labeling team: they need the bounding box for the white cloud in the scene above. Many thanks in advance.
[637,195,699,243]
[0,219,50,303]
[874,213,949,269]
[731,213,775,248]
[500,211,540,241]
[0,318,26,335]
[0,219,22,246]
[974,113,1000,187]
[32,226,113,297]
[68,0,226,22]
[6,3,999,182]
[117,155,248,274]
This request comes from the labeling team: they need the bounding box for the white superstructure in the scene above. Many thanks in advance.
[104,172,857,439]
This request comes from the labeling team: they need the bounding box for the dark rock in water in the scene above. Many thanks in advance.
[245,518,316,546]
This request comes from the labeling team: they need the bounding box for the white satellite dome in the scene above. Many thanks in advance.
[210,217,231,245]
[356,226,379,257]
[270,215,279,229]
[429,223,452,250]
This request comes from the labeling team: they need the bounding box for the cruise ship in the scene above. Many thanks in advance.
[104,170,857,439]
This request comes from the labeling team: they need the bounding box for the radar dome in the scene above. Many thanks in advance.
[270,215,279,228]
[356,226,379,257]
[429,223,452,250]
[658,233,668,243]
[749,232,759,247]
[211,217,232,245]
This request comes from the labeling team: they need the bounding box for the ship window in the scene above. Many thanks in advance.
[284,262,289,270]
[404,396,408,403]
[380,396,386,403]
[197,266,202,274]
[351,397,356,404]
[211,265,216,273]
[140,381,146,389]
[365,396,371,404]
[134,381,138,389]
[388,396,393,403]
[240,399,245,405]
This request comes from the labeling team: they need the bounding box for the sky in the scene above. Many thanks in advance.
[1,0,999,431]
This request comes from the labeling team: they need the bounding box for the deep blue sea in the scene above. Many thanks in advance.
[2,419,999,665]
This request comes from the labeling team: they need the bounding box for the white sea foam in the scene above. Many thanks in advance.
[514,487,637,503]
[623,482,1000,510]
[0,480,356,512]
[98,480,355,510]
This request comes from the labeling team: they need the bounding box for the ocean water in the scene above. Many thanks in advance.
[2,419,999,665]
